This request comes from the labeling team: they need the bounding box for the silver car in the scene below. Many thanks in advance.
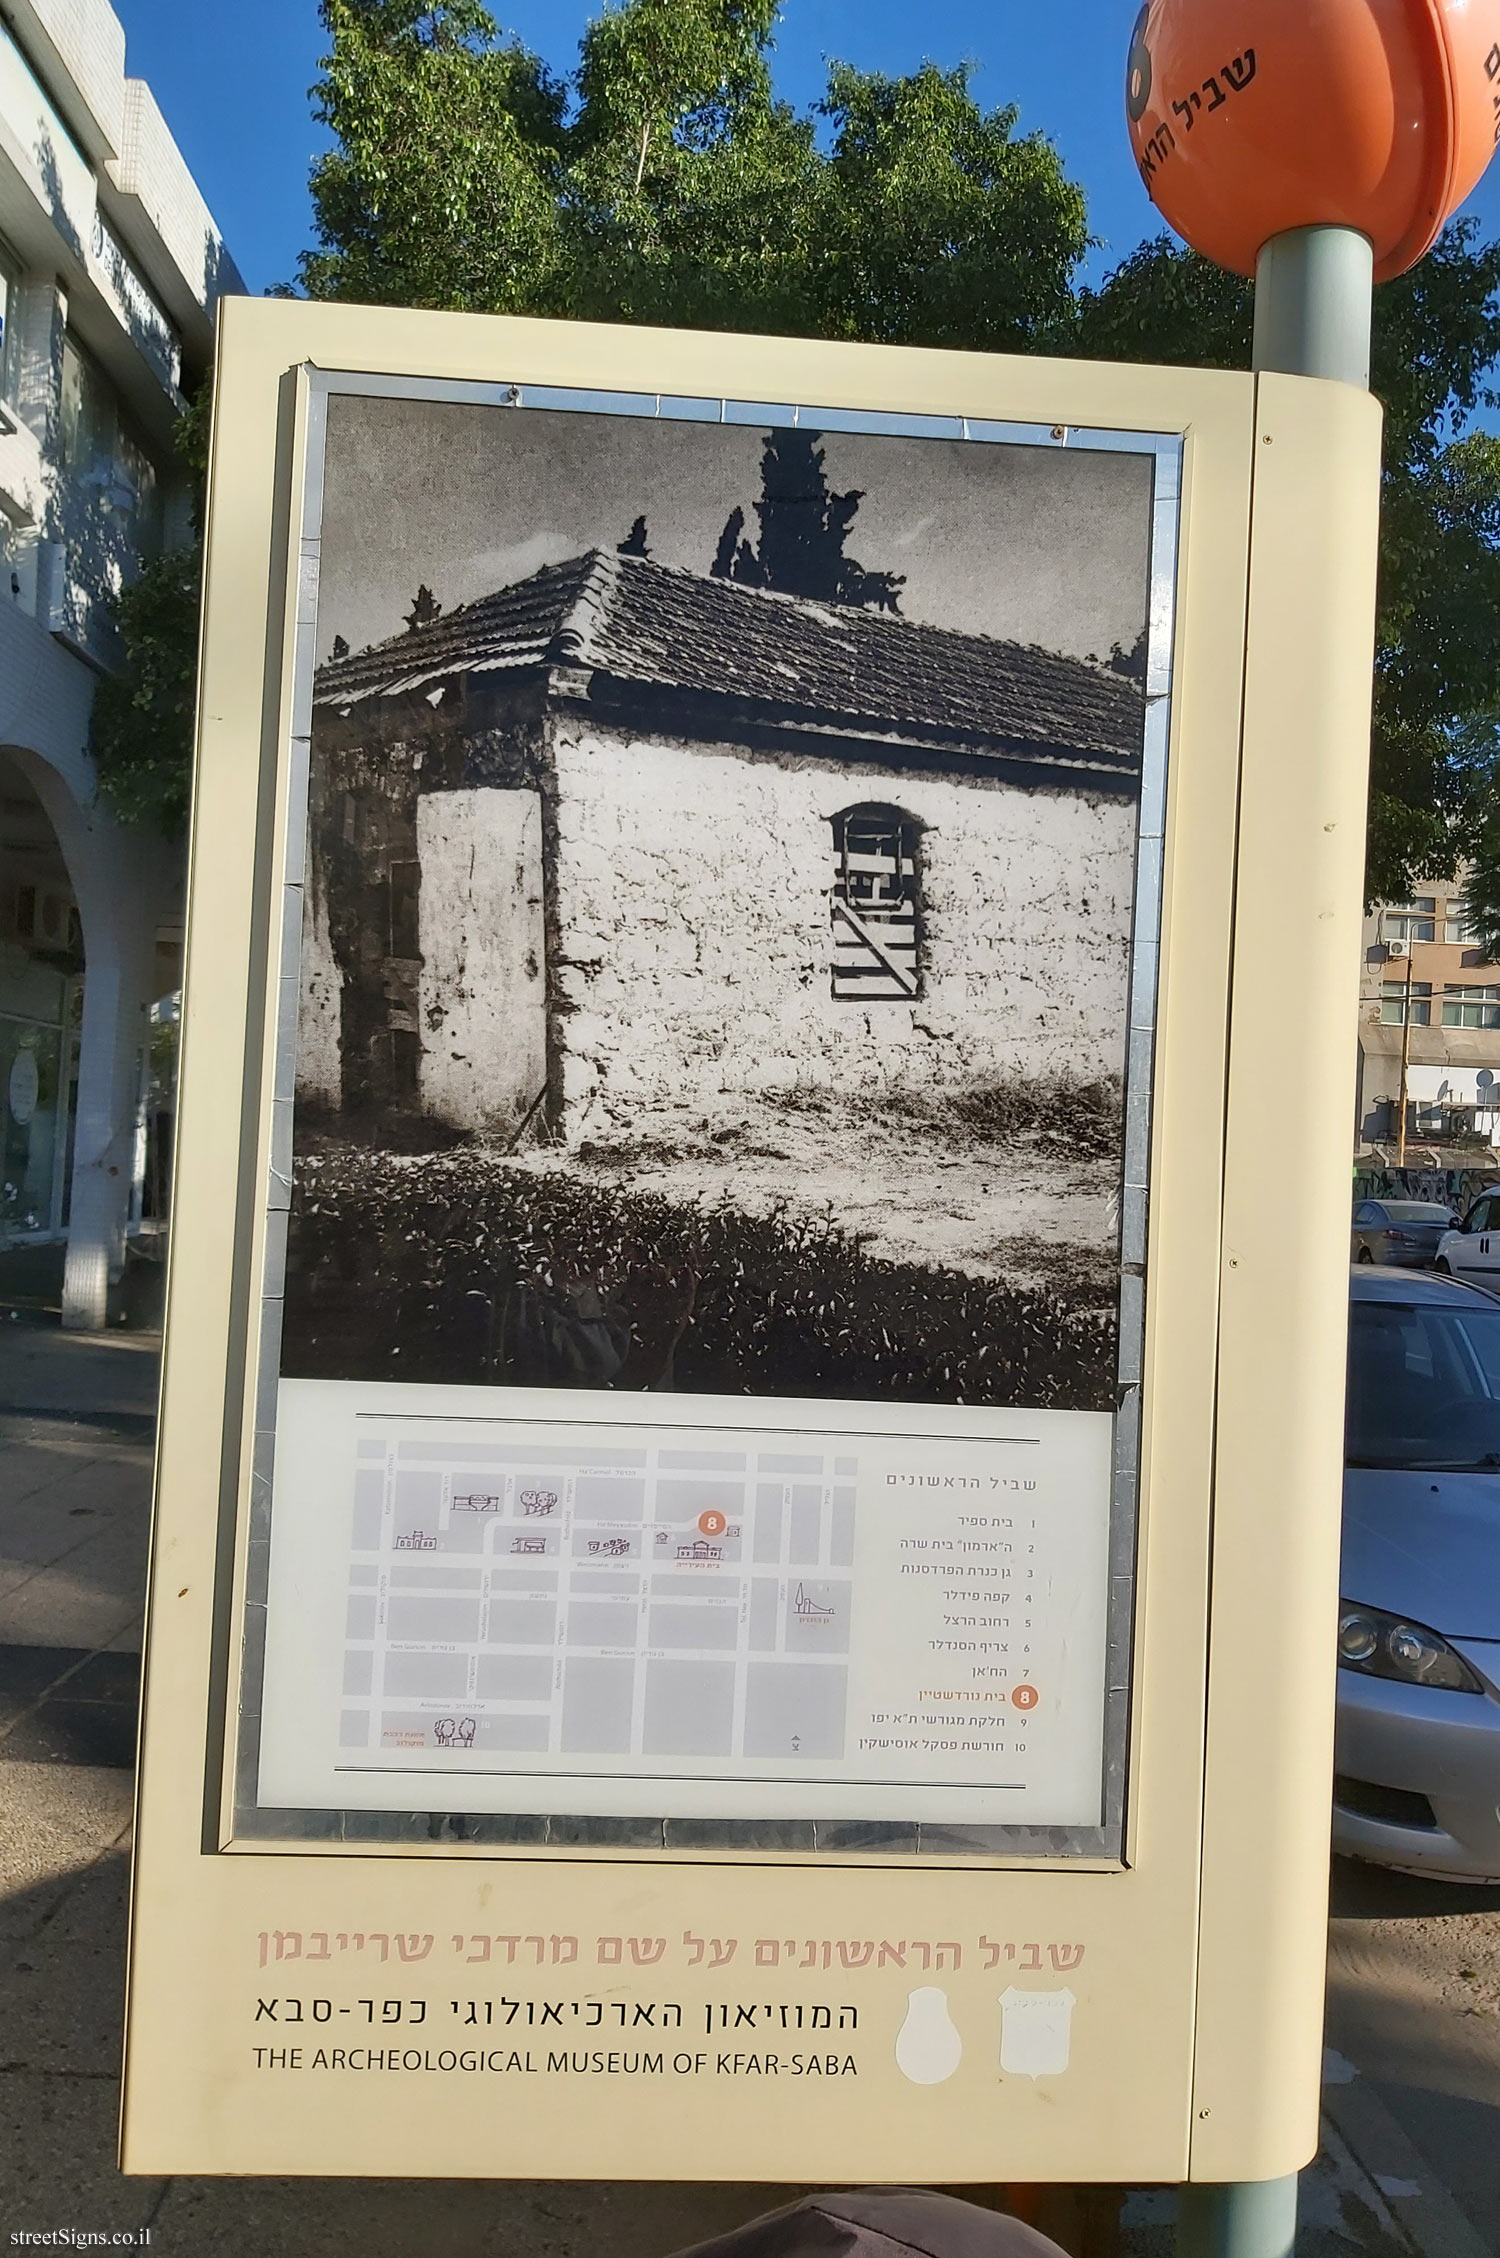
[1351,1198,1457,1267]
[1336,1264,1500,1880]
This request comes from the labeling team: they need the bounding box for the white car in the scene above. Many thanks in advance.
[1434,1184,1500,1288]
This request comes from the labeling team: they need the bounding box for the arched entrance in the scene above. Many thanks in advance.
[1,742,181,1327]
[0,748,83,1278]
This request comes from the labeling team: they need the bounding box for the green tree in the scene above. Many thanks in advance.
[87,390,209,836]
[1073,226,1500,909]
[298,0,1088,348]
[299,0,568,314]
[87,547,201,835]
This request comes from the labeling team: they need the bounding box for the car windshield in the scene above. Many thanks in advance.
[1378,1203,1453,1224]
[1347,1299,1500,1468]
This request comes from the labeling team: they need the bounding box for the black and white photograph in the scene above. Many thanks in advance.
[281,393,1155,1410]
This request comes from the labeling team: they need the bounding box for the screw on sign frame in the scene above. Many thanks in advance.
[1126,0,1500,283]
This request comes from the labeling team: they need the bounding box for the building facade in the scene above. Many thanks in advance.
[0,0,239,1322]
[303,547,1145,1146]
[1355,877,1500,1149]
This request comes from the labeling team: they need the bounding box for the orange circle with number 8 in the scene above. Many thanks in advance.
[698,1510,728,1537]
[1012,1684,1039,1710]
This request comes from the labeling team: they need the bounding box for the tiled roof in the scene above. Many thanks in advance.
[314,550,1143,771]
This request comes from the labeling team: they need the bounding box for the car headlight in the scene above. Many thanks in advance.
[1338,1602,1484,1693]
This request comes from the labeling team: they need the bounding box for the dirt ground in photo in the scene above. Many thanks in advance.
[283,1094,1122,1410]
[536,1083,1120,1313]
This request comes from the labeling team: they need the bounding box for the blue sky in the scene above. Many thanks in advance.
[114,0,1500,309]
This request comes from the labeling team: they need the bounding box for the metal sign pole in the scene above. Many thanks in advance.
[1173,216,1376,2258]
[1397,947,1414,1167]
[1177,2175,1300,2258]
[1251,225,1375,387]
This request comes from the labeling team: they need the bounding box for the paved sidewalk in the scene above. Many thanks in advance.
[0,1318,158,1657]
[0,1317,1486,2256]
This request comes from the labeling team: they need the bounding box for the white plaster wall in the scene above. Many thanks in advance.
[546,722,1138,1134]
[418,787,547,1134]
[296,874,340,1110]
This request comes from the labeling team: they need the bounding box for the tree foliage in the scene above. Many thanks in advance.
[298,0,1088,349]
[1074,225,1500,909]
[93,0,1500,920]
[87,545,201,836]
[87,387,207,833]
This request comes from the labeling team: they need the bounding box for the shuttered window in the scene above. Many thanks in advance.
[830,806,921,1001]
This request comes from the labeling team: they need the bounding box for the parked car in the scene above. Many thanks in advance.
[1336,1264,1500,1881]
[1351,1198,1458,1267]
[1434,1184,1500,1287]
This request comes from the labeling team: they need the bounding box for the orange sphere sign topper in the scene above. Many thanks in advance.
[1127,0,1500,283]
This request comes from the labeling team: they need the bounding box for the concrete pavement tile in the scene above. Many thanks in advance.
[30,1454,155,1517]
[1298,2118,1413,2258]
[1324,2075,1493,2258]
[0,2072,163,2235]
[0,1557,78,1611]
[4,1699,139,1769]
[0,1497,153,1632]
[0,1554,82,1608]
[0,1490,140,1577]
[103,1616,143,1654]
[0,1416,146,1462]
[78,1508,154,1557]
[0,1848,130,2074]
[148,2174,808,2256]
[23,1430,156,1468]
[0,1440,93,1509]
[0,1326,161,1418]
[0,1568,145,1652]
[25,1517,155,1614]
[64,1654,143,1704]
[0,1512,97,1578]
[0,1646,90,1729]
[0,1767,132,1940]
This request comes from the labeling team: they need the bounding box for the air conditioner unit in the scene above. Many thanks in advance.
[1385,939,1409,959]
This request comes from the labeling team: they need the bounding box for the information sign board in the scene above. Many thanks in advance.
[121,300,1381,2186]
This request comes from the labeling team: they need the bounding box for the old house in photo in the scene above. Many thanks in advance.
[300,548,1145,1143]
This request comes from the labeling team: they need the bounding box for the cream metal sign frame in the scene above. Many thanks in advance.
[122,298,1381,2187]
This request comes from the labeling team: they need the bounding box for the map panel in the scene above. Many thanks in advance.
[257,1388,1115,1827]
[340,1432,855,1773]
